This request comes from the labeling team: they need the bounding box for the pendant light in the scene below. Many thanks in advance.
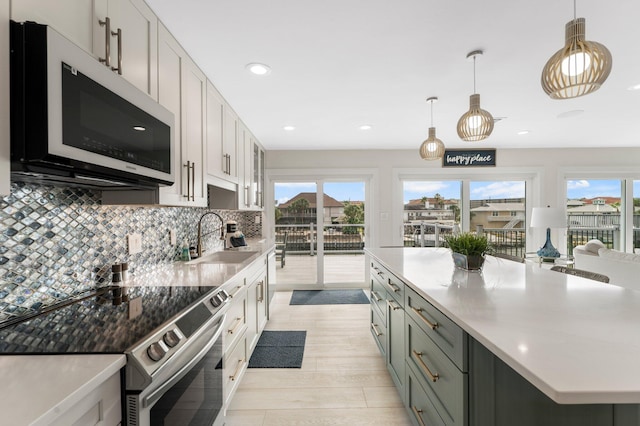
[457,50,494,141]
[541,0,612,99]
[420,97,445,160]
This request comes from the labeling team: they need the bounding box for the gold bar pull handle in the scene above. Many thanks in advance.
[228,316,244,335]
[190,162,196,201]
[412,350,439,382]
[386,281,400,293]
[411,406,427,426]
[370,291,382,302]
[98,17,111,67]
[411,306,439,330]
[110,27,122,74]
[371,323,382,337]
[257,280,264,302]
[387,300,401,311]
[228,285,244,299]
[229,358,244,381]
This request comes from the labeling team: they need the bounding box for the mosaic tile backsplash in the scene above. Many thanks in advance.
[0,182,263,323]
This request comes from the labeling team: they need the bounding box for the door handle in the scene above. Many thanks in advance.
[98,17,111,67]
[111,27,122,74]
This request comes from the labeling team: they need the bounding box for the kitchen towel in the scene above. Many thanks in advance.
[248,330,306,368]
[289,289,369,305]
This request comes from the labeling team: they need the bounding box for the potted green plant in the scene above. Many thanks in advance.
[444,232,490,270]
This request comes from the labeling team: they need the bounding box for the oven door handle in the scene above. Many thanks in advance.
[143,313,226,408]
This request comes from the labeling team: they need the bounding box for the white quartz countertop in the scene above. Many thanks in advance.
[0,354,126,425]
[366,247,640,404]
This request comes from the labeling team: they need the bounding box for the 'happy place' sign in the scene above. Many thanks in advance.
[442,149,496,167]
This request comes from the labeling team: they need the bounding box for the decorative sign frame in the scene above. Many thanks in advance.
[442,149,496,167]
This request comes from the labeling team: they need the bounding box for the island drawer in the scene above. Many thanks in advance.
[370,271,387,321]
[407,316,467,426]
[406,286,467,371]
[370,304,387,356]
[371,259,404,305]
[407,368,446,426]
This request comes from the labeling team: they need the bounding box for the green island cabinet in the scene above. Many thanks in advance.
[368,256,640,426]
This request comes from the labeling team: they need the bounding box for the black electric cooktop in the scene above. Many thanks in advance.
[0,285,216,354]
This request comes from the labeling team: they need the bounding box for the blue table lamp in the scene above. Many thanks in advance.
[530,206,566,258]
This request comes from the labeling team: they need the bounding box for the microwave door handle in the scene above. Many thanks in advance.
[98,17,111,68]
[111,27,122,75]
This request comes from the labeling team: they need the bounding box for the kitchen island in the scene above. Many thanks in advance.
[366,247,640,425]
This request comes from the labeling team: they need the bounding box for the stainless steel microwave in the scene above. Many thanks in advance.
[10,21,174,189]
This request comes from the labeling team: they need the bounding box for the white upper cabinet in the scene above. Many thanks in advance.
[206,83,239,185]
[93,0,158,99]
[238,121,253,209]
[1,0,9,196]
[11,0,95,53]
[11,0,157,99]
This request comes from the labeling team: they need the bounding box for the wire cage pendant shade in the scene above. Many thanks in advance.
[420,97,445,160]
[457,93,494,141]
[541,13,612,99]
[457,50,494,141]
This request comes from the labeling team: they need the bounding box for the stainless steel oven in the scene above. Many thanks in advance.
[125,289,229,426]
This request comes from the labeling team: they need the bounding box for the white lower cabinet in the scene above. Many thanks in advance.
[222,254,270,409]
[51,372,121,426]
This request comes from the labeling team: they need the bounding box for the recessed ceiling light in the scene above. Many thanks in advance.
[246,63,271,75]
[557,109,584,119]
[283,126,295,131]
[517,130,530,135]
[133,126,146,131]
[627,83,640,91]
[359,124,373,130]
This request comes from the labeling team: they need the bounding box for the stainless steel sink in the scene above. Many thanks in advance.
[186,250,258,265]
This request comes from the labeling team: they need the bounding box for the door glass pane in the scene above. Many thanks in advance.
[274,182,318,286]
[403,181,461,247]
[469,181,526,257]
[322,182,366,285]
[566,179,622,253]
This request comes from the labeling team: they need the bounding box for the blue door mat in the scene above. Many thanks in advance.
[248,331,306,368]
[289,289,369,305]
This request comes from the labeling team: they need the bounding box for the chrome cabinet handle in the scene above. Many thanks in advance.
[387,300,401,311]
[371,291,382,302]
[229,358,244,381]
[98,17,111,67]
[411,306,439,330]
[111,27,122,74]
[228,316,244,335]
[190,162,195,201]
[371,323,382,337]
[183,161,191,200]
[411,406,427,426]
[412,350,439,382]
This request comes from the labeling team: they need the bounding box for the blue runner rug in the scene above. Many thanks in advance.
[248,330,306,368]
[289,289,369,305]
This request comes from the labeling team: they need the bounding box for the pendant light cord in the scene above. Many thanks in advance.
[473,55,477,94]
[430,100,434,126]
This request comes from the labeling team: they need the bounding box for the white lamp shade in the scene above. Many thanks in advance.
[530,207,566,229]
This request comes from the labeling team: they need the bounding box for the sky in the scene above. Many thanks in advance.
[275,182,365,205]
[274,179,640,206]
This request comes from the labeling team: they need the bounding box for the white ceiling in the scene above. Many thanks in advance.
[145,0,640,152]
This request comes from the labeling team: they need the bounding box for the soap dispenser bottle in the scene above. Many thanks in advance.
[181,240,191,261]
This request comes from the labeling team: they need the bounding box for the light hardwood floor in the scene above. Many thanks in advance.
[225,291,413,426]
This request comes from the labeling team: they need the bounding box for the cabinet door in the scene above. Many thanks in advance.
[181,56,207,205]
[93,0,158,99]
[386,296,405,398]
[156,23,185,205]
[205,82,225,180]
[237,121,252,209]
[222,105,239,181]
[255,271,268,333]
[1,0,9,196]
[246,279,258,352]
[252,142,265,209]
[11,0,94,53]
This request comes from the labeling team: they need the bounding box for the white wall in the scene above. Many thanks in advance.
[266,147,640,250]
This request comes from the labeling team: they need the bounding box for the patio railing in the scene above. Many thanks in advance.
[275,224,365,255]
